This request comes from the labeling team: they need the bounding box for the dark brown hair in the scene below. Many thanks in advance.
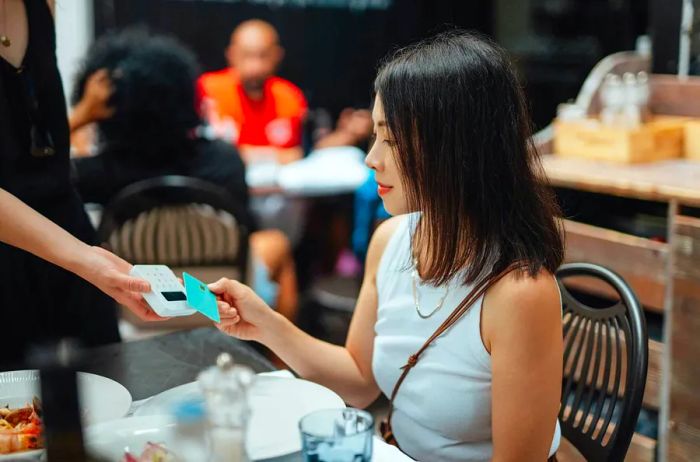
[374,31,564,285]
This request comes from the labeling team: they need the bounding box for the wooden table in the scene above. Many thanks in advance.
[542,154,700,462]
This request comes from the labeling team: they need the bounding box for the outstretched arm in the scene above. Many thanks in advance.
[0,188,162,321]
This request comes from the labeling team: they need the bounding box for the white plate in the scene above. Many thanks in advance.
[85,415,176,461]
[85,418,415,462]
[0,449,43,461]
[0,370,132,461]
[134,375,345,460]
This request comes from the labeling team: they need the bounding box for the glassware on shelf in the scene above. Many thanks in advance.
[600,73,625,128]
[622,72,642,128]
[635,71,651,122]
[600,71,652,129]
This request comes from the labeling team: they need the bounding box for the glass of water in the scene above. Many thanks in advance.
[299,408,374,462]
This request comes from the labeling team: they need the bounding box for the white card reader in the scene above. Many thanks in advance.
[130,265,197,317]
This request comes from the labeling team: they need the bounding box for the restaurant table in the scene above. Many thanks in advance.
[79,328,411,461]
[81,327,275,401]
[81,327,314,461]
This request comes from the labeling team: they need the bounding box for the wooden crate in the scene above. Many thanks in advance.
[554,116,686,163]
[683,119,700,160]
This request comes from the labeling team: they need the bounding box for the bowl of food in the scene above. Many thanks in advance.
[0,397,43,459]
[0,370,132,460]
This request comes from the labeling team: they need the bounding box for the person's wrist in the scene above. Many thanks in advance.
[259,309,290,348]
[61,242,97,280]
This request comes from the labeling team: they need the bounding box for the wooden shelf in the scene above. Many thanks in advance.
[542,156,700,206]
[534,67,700,462]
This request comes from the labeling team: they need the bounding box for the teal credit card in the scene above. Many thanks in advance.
[183,272,220,323]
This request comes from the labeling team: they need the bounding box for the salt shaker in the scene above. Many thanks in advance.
[198,353,255,462]
[170,400,212,461]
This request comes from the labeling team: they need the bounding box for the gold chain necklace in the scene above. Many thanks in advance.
[1,1,11,48]
[411,259,450,319]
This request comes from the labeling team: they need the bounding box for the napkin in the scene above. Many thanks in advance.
[257,369,295,379]
[372,437,416,461]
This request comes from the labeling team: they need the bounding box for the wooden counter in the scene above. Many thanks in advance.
[532,49,700,461]
[542,156,700,206]
[540,154,700,462]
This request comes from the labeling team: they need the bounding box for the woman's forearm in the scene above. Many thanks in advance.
[0,189,90,274]
[263,314,380,408]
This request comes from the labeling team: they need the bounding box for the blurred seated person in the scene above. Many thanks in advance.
[69,29,298,324]
[197,20,306,165]
[68,69,113,157]
[313,107,373,150]
[312,107,383,266]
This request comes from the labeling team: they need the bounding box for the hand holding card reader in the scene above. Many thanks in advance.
[129,265,196,317]
[130,265,220,322]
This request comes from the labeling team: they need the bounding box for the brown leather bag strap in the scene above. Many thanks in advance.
[385,262,523,427]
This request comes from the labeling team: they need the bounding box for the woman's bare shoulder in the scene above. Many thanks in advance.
[482,268,561,352]
[364,215,405,275]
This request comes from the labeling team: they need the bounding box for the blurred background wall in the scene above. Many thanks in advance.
[86,0,650,130]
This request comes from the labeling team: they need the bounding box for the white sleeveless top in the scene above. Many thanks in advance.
[372,214,560,461]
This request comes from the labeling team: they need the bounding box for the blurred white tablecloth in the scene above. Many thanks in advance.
[247,146,370,196]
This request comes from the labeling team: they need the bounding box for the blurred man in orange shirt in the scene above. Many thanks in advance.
[197,20,307,164]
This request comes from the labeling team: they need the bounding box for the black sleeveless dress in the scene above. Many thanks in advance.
[0,0,119,367]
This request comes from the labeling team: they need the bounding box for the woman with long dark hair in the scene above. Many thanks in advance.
[211,31,564,461]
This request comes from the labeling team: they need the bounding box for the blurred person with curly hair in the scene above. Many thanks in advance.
[70,29,299,331]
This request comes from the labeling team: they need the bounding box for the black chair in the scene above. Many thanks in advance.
[98,175,250,288]
[556,262,648,462]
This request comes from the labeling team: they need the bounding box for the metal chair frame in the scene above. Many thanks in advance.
[556,262,648,462]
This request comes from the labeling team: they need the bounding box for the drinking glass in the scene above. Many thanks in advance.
[299,408,373,462]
